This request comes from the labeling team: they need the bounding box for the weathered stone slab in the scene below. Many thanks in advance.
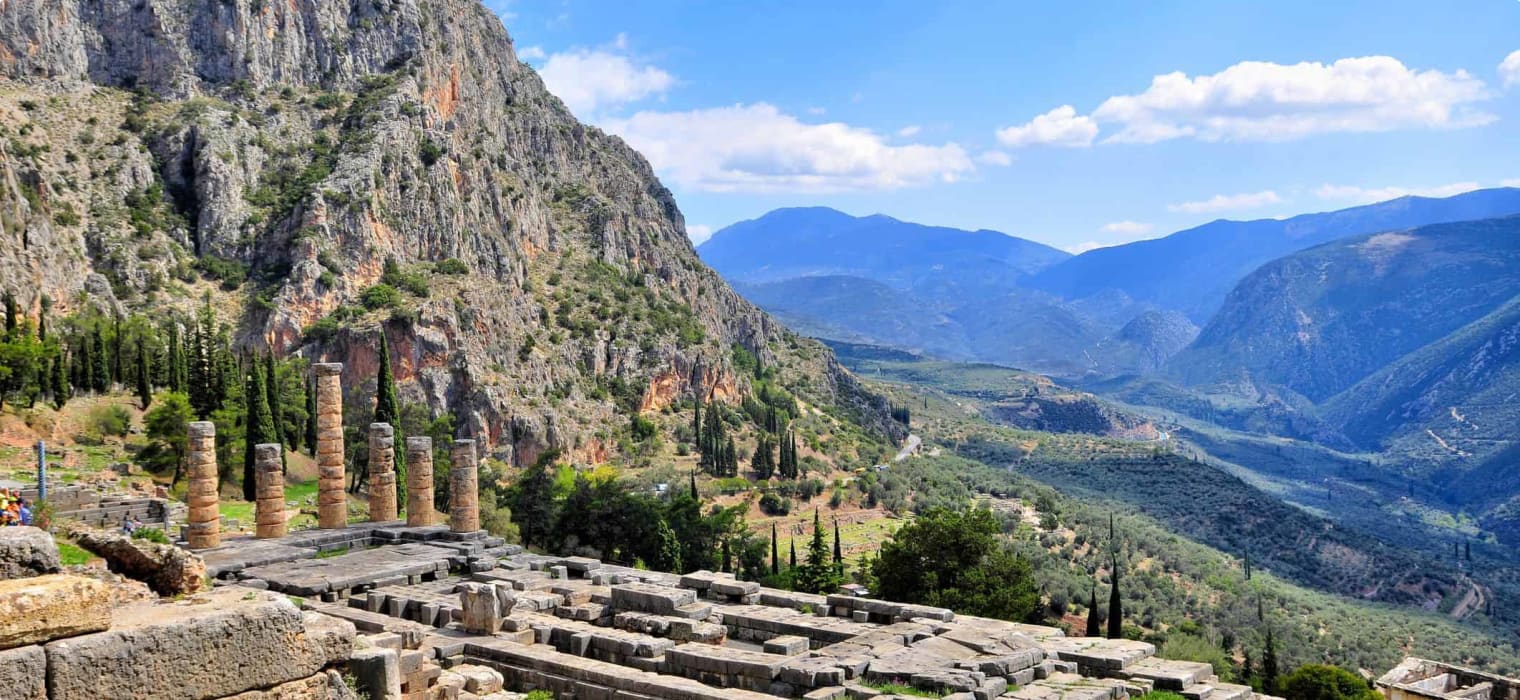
[611,581,698,615]
[350,646,402,700]
[0,574,111,649]
[0,526,60,579]
[666,644,789,680]
[45,588,354,700]
[0,644,46,699]
[1122,657,1213,691]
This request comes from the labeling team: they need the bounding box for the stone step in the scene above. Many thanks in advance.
[1122,657,1214,691]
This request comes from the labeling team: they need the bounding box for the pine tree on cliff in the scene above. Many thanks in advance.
[241,360,276,502]
[79,331,95,395]
[136,336,152,410]
[771,522,780,576]
[1244,549,1252,581]
[1085,581,1102,637]
[373,332,406,507]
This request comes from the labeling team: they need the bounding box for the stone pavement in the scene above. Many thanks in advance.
[193,531,1282,700]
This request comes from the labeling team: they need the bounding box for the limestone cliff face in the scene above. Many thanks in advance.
[0,0,903,462]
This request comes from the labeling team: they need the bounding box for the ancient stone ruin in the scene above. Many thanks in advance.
[3,362,1505,700]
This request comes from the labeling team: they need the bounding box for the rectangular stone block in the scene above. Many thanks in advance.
[45,588,354,700]
[611,582,697,615]
[0,575,111,649]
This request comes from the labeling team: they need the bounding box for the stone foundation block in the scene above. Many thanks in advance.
[0,574,110,649]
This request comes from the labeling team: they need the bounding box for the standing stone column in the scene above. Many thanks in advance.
[314,363,347,530]
[449,439,479,533]
[368,423,397,522]
[254,443,286,539]
[405,437,434,527]
[186,421,220,549]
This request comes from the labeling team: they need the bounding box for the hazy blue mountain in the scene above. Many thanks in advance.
[698,207,1069,288]
[1030,188,1520,322]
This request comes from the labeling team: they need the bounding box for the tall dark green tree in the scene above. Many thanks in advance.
[51,350,69,410]
[1262,628,1280,694]
[1085,581,1102,637]
[1107,551,1123,639]
[110,315,123,388]
[2,291,15,335]
[90,324,108,393]
[691,399,702,446]
[136,336,152,410]
[373,333,406,507]
[305,375,318,457]
[771,522,780,576]
[265,351,283,447]
[37,295,49,343]
[241,360,276,502]
[832,518,843,565]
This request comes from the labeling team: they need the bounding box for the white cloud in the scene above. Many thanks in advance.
[687,224,715,245]
[1502,178,1520,188]
[897,125,922,138]
[1092,56,1494,144]
[995,105,1098,148]
[977,150,1013,166]
[1314,181,1482,204]
[537,43,675,115]
[518,45,546,61]
[1502,50,1520,88]
[601,103,975,193]
[1167,190,1283,214]
[1100,220,1154,236]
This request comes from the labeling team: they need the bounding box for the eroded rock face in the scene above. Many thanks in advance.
[44,588,355,700]
[0,574,111,649]
[63,523,206,596]
[0,0,904,467]
[0,526,60,579]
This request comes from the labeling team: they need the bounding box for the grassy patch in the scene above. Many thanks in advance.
[56,540,92,566]
[315,546,349,559]
[861,681,941,698]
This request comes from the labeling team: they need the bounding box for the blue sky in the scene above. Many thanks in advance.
[486,1,1520,253]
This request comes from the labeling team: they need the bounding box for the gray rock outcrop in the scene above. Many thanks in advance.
[0,526,61,579]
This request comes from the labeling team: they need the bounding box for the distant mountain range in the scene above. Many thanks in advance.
[700,189,1520,377]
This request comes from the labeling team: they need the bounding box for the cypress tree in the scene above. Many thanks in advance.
[689,470,699,500]
[110,315,123,388]
[832,518,842,564]
[692,399,702,446]
[80,333,95,394]
[2,290,15,335]
[305,375,318,456]
[37,295,48,342]
[242,362,275,502]
[265,351,283,447]
[1085,581,1102,637]
[136,337,152,410]
[720,538,732,574]
[51,351,69,410]
[91,324,108,393]
[789,539,797,570]
[771,522,779,576]
[1244,549,1252,580]
[797,509,841,594]
[1261,628,1279,694]
[1107,551,1123,639]
[373,333,405,507]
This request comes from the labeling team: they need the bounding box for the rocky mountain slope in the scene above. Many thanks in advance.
[0,0,902,465]
[1167,216,1520,402]
[1030,188,1520,323]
